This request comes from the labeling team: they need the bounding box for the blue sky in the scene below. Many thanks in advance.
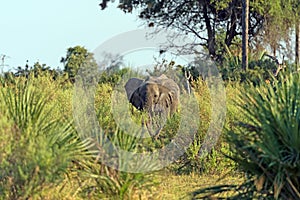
[0,0,142,71]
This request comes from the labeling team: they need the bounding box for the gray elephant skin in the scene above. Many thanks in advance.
[125,74,180,116]
[124,74,180,137]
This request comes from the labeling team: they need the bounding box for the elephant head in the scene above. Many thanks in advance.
[125,74,180,138]
[125,74,179,115]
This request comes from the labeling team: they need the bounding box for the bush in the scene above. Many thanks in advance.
[220,50,278,85]
[76,128,159,200]
[0,66,248,198]
[169,78,238,174]
[0,77,90,199]
[192,73,300,199]
[73,76,160,199]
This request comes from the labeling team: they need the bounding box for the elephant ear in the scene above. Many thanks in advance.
[156,85,173,112]
[166,91,175,110]
[125,78,144,100]
[129,87,145,110]
[168,91,174,105]
[161,87,177,115]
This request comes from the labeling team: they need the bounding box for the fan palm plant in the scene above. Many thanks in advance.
[192,73,300,199]
[0,76,91,199]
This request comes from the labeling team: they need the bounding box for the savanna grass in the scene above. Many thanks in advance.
[0,76,91,199]
[192,73,300,199]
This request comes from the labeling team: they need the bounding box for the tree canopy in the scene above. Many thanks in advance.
[61,46,97,81]
[100,0,299,62]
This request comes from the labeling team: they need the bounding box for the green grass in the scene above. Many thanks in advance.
[18,170,243,200]
[3,69,296,199]
[144,171,241,200]
[191,73,300,199]
[0,76,91,199]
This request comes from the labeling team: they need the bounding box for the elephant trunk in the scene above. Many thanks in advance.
[147,103,168,118]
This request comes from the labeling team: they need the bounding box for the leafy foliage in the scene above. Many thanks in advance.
[61,46,98,82]
[0,76,91,199]
[252,0,300,55]
[220,49,280,84]
[2,57,287,199]
[98,68,130,86]
[100,0,265,61]
[3,61,62,82]
[192,73,300,199]
[76,128,159,200]
[100,0,298,62]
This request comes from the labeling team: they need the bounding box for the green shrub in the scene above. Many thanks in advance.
[220,49,278,85]
[73,79,159,199]
[192,73,300,199]
[169,78,238,174]
[98,68,130,86]
[0,78,90,199]
[75,127,159,200]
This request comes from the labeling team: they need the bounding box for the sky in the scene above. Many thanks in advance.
[0,0,144,71]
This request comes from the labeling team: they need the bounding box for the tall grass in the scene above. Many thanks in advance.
[0,69,246,199]
[0,77,91,199]
[192,73,300,199]
[76,128,159,199]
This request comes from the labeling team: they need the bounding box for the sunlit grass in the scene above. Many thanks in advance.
[0,72,247,199]
[135,171,245,200]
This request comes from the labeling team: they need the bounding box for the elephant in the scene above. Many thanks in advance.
[125,74,180,138]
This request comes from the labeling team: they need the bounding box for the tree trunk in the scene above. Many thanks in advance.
[242,0,249,71]
[296,20,300,66]
[203,1,216,59]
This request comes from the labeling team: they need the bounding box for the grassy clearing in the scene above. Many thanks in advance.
[150,171,244,200]
[31,171,245,200]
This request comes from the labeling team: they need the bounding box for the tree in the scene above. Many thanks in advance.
[242,0,249,70]
[253,0,297,57]
[61,46,98,81]
[12,61,61,80]
[100,0,297,64]
[100,0,264,62]
[290,1,300,67]
[296,20,300,66]
[293,1,300,66]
